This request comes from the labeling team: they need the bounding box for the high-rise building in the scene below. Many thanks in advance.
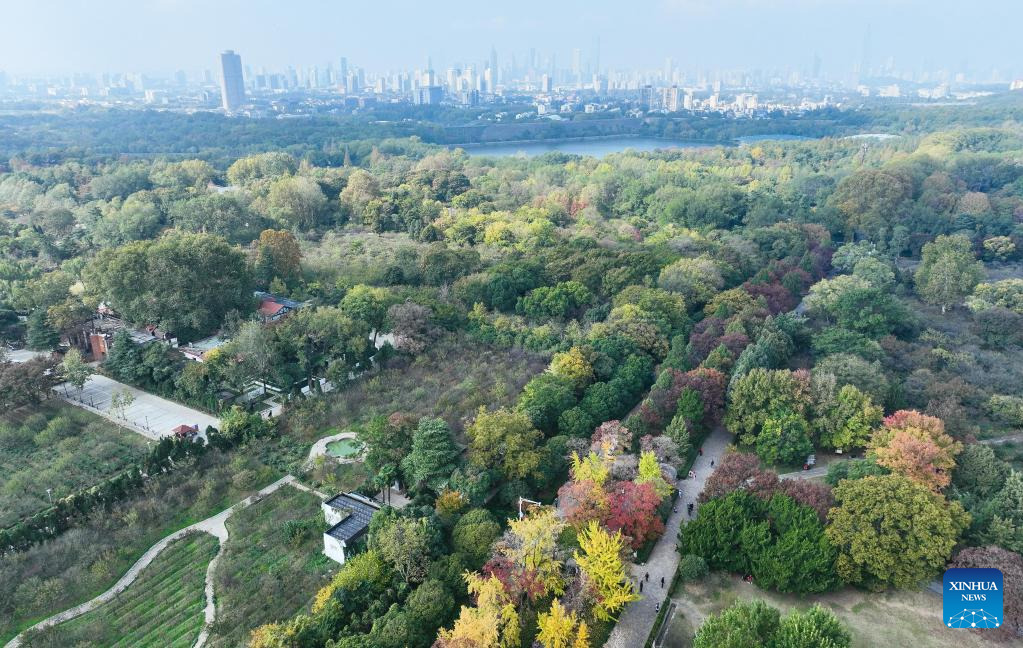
[219,50,245,111]
[540,74,552,93]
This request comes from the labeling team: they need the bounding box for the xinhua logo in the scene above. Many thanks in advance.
[943,568,1003,629]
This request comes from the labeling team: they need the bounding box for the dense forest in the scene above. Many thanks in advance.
[2,106,1023,646]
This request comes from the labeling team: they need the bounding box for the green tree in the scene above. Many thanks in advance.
[371,516,432,584]
[452,509,501,567]
[756,411,813,465]
[693,599,780,648]
[726,368,811,446]
[826,474,969,590]
[770,605,851,648]
[84,231,252,342]
[467,407,543,481]
[915,234,984,313]
[25,310,59,350]
[60,348,93,395]
[812,381,882,451]
[401,418,459,493]
[517,373,577,434]
[657,256,724,306]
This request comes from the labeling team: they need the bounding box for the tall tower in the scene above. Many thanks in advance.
[219,50,245,111]
[489,46,498,86]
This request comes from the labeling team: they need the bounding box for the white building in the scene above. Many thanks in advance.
[322,492,381,564]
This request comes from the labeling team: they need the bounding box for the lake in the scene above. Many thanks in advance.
[458,134,814,158]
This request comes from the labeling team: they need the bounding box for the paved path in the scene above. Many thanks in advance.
[980,432,1023,445]
[6,349,49,363]
[57,373,219,441]
[604,427,731,648]
[6,476,303,648]
[778,465,830,481]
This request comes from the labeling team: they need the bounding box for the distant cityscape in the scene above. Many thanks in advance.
[1,46,1020,120]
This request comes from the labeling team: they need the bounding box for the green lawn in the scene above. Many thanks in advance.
[0,401,148,526]
[207,486,334,647]
[662,572,995,648]
[22,532,218,648]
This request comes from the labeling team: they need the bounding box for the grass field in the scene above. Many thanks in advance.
[206,486,334,647]
[661,572,994,648]
[22,531,218,648]
[320,334,547,437]
[0,401,147,526]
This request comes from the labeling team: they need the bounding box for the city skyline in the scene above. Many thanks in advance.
[1,0,1020,80]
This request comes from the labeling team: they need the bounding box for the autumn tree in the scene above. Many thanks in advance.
[915,234,984,313]
[386,302,438,354]
[537,599,578,648]
[826,474,969,589]
[635,450,673,499]
[487,508,566,602]
[548,346,595,392]
[436,573,520,648]
[868,410,961,492]
[574,521,639,622]
[604,481,665,549]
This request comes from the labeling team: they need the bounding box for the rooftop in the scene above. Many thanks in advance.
[324,492,381,544]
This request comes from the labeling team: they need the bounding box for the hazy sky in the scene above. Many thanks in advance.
[2,0,1019,78]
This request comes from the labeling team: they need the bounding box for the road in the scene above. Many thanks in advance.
[604,427,731,648]
[57,373,219,440]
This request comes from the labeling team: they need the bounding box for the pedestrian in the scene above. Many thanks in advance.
[645,572,649,582]
[673,506,677,513]
[711,460,715,467]
[655,602,661,612]
[698,448,703,456]
[640,580,644,593]
[661,576,665,588]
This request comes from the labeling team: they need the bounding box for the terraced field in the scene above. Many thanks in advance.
[22,532,218,648]
[206,486,333,647]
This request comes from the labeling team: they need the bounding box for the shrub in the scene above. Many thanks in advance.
[678,554,708,582]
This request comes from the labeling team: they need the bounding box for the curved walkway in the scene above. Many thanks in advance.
[604,427,731,648]
[6,476,304,648]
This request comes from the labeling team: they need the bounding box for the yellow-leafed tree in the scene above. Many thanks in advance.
[635,450,673,499]
[537,599,577,648]
[437,572,521,648]
[574,521,639,621]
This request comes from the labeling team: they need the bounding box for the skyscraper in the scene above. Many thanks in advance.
[219,50,245,111]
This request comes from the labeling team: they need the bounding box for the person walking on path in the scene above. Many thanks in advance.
[645,573,649,582]
[640,580,644,593]
[660,576,665,588]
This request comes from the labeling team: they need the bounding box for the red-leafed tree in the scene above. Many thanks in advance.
[700,452,762,502]
[604,481,665,549]
[557,479,608,529]
[676,368,727,426]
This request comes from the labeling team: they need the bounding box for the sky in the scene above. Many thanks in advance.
[1,0,1020,79]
